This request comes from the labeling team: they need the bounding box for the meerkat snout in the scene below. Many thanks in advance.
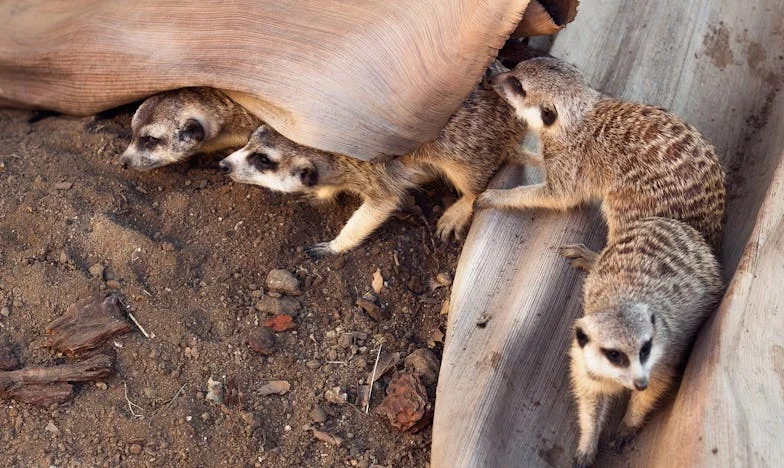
[634,377,648,391]
[218,160,232,174]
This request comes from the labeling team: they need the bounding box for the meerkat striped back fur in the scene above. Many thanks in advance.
[478,57,726,251]
[560,217,722,466]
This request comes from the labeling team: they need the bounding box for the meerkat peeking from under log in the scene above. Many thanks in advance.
[119,88,260,170]
[220,75,528,257]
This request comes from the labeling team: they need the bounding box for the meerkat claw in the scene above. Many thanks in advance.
[609,431,637,453]
[304,242,335,259]
[573,452,593,468]
[559,244,598,271]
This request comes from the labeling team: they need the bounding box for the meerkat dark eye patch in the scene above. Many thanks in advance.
[575,327,589,347]
[601,348,629,367]
[178,119,205,143]
[639,340,652,363]
[507,76,526,98]
[139,135,161,150]
[541,105,558,126]
[248,152,277,171]
[298,166,318,187]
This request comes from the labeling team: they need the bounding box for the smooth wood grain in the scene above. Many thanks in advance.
[0,0,531,160]
[433,0,784,466]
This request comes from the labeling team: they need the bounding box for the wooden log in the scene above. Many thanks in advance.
[432,0,784,465]
[45,295,131,357]
[0,354,114,395]
[6,383,74,408]
[0,0,532,160]
[641,149,784,466]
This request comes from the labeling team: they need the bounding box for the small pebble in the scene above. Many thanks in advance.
[255,296,300,316]
[310,405,327,423]
[95,382,108,390]
[305,360,320,370]
[258,380,290,396]
[246,328,276,355]
[0,307,9,318]
[436,272,452,287]
[106,280,121,289]
[265,269,301,296]
[205,377,224,405]
[54,181,73,191]
[129,444,142,455]
[161,242,175,252]
[88,264,104,278]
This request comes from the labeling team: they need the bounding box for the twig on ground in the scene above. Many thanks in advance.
[160,383,186,413]
[127,311,152,339]
[122,380,144,419]
[366,344,383,414]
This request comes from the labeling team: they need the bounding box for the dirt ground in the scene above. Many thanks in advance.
[0,106,462,467]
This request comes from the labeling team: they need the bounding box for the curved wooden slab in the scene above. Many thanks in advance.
[0,0,529,160]
[433,0,784,465]
[432,166,605,467]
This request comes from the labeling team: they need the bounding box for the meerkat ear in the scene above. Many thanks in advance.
[541,105,557,126]
[178,118,205,143]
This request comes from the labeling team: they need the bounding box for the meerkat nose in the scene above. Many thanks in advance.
[219,160,232,174]
[633,378,648,391]
[120,160,129,170]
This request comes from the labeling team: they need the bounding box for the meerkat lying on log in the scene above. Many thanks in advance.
[477,57,726,251]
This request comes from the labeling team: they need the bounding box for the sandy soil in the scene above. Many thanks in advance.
[0,106,461,467]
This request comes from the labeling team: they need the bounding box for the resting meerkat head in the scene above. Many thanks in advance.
[120,89,222,170]
[219,125,320,192]
[573,303,660,392]
[488,57,600,136]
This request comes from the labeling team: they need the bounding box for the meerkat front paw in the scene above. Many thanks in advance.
[303,242,337,259]
[437,197,474,241]
[559,244,599,272]
[474,189,505,210]
[609,426,638,453]
[573,450,595,468]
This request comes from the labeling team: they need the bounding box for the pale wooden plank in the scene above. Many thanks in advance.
[432,0,784,466]
[0,0,529,160]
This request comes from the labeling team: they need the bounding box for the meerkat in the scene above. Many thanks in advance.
[119,87,260,170]
[562,217,722,467]
[476,57,726,251]
[219,75,527,257]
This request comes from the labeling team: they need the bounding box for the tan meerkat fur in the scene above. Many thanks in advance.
[561,217,722,467]
[477,57,726,251]
[220,76,527,257]
[120,87,260,170]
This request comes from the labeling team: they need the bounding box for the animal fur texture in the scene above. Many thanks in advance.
[561,217,722,466]
[120,87,260,170]
[477,57,726,251]
[220,78,527,257]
